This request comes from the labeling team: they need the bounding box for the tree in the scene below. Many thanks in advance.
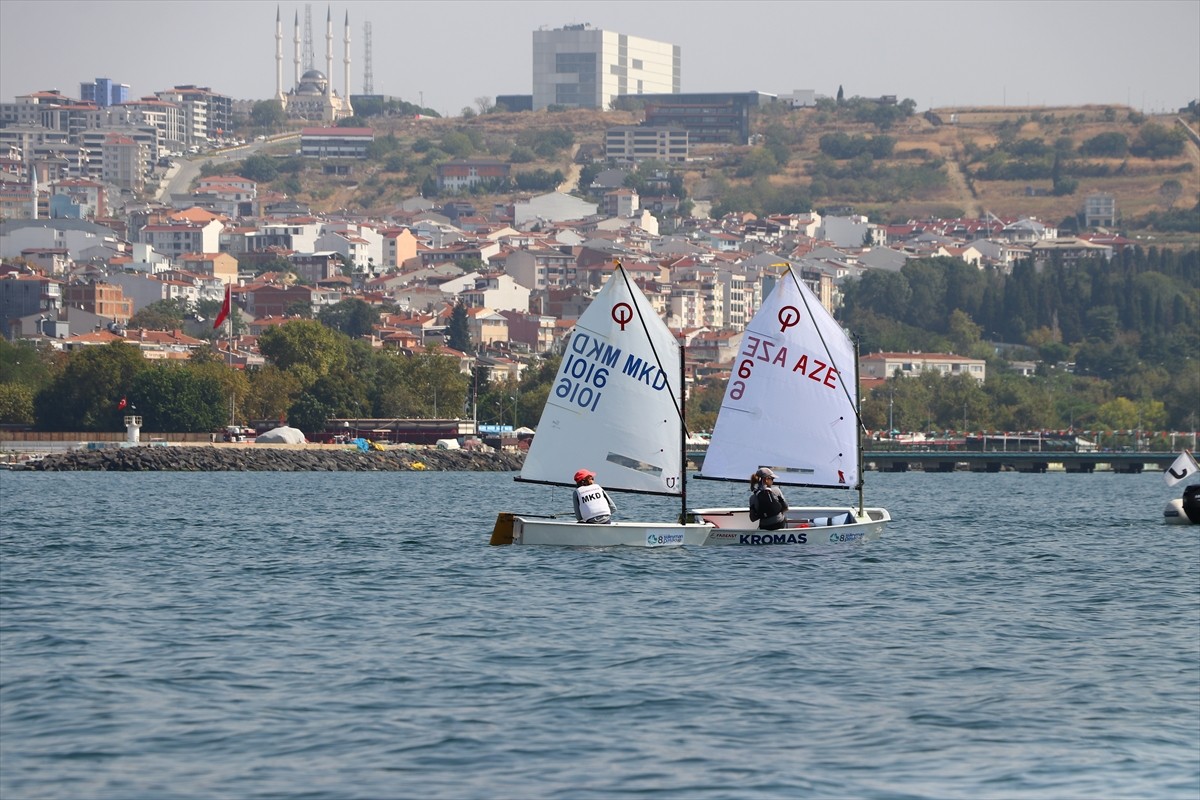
[318,298,379,339]
[447,301,472,353]
[34,342,145,431]
[308,370,372,418]
[407,347,468,418]
[287,392,330,434]
[1130,123,1185,159]
[129,298,189,331]
[947,309,983,356]
[836,85,844,105]
[238,154,279,183]
[441,131,473,158]
[250,99,287,129]
[475,96,494,115]
[370,351,422,417]
[130,362,226,432]
[284,301,314,319]
[1080,131,1127,158]
[257,319,349,385]
[243,365,302,422]
[735,148,780,178]
[509,146,535,163]
[0,382,35,425]
[1095,397,1140,430]
[0,338,53,390]
[1160,179,1183,209]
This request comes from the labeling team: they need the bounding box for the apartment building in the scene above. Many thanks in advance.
[0,271,62,339]
[62,279,133,323]
[100,133,147,191]
[605,126,689,162]
[1084,192,1116,228]
[178,252,239,285]
[80,78,130,108]
[139,218,223,261]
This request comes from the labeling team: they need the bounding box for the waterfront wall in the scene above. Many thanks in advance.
[16,445,525,472]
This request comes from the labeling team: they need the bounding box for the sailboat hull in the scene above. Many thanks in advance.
[497,508,888,547]
[509,517,714,547]
[690,506,890,546]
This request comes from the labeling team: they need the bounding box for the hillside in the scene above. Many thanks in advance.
[253,102,1199,240]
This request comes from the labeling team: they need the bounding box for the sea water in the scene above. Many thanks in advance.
[1,470,1197,800]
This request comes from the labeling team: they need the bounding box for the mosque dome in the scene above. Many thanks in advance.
[296,69,328,95]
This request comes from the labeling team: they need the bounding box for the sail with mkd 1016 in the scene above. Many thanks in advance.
[490,261,712,546]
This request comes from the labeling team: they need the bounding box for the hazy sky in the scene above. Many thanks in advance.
[2,0,1197,117]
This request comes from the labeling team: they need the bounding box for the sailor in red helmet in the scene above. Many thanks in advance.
[572,468,616,524]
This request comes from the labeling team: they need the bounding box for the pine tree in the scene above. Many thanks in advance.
[448,301,472,353]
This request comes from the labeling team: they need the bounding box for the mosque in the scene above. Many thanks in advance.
[274,6,354,123]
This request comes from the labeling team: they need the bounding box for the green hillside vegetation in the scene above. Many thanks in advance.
[836,247,1198,435]
[231,97,1199,243]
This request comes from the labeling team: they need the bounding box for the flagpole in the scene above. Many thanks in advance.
[227,284,233,425]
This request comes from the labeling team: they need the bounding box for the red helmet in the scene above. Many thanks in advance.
[574,469,595,483]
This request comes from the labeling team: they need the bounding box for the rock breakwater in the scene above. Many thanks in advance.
[19,445,525,472]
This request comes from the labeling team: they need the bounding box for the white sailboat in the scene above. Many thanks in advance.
[690,265,891,545]
[490,262,713,547]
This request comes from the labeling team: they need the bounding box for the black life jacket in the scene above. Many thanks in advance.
[755,488,783,518]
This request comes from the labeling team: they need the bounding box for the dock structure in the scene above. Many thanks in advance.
[865,451,1178,474]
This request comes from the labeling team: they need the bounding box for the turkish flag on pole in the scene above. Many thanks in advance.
[118,396,127,410]
[213,283,231,330]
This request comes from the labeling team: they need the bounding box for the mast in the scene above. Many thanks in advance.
[679,340,687,523]
[854,336,865,515]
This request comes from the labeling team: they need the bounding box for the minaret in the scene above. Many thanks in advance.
[274,6,285,103]
[293,11,301,88]
[342,11,352,116]
[325,6,333,100]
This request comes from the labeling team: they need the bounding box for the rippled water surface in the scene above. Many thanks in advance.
[2,470,1197,799]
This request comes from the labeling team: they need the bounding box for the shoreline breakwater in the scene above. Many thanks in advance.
[12,445,526,472]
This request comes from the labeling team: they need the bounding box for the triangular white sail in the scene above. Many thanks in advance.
[701,268,860,489]
[520,265,685,496]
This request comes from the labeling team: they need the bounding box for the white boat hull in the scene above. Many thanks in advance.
[690,505,890,547]
[492,506,889,547]
[505,516,713,547]
[1163,498,1198,525]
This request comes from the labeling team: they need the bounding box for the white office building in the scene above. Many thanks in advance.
[532,24,679,111]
